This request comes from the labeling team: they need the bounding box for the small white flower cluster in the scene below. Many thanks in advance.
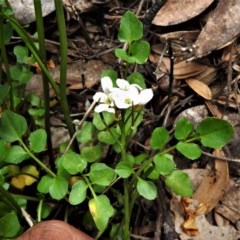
[93,77,153,113]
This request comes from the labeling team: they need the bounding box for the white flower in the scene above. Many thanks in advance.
[112,79,153,109]
[93,77,154,112]
[93,77,115,113]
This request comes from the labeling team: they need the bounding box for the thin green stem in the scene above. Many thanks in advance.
[54,0,79,152]
[0,13,60,95]
[33,0,54,169]
[0,6,14,109]
[19,139,56,178]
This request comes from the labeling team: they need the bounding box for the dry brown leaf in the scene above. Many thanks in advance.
[152,0,214,26]
[185,78,212,100]
[157,31,200,42]
[194,0,240,57]
[171,197,240,240]
[193,149,229,213]
[159,58,207,79]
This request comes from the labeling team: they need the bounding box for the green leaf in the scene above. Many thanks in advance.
[93,111,115,130]
[129,40,150,64]
[0,140,7,162]
[165,170,193,197]
[61,152,87,174]
[150,127,169,149]
[114,48,136,63]
[82,145,103,163]
[13,45,29,64]
[89,163,116,186]
[0,84,10,105]
[154,153,175,175]
[175,118,194,140]
[5,146,29,164]
[0,110,27,142]
[101,70,118,86]
[89,195,114,231]
[29,129,47,153]
[97,128,119,145]
[3,22,13,44]
[76,121,95,143]
[10,65,33,83]
[0,212,21,238]
[118,11,143,43]
[37,175,53,194]
[115,162,133,178]
[176,142,202,160]
[49,176,68,200]
[137,178,157,200]
[197,118,234,148]
[127,72,146,88]
[69,180,88,205]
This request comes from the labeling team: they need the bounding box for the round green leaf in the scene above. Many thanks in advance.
[29,129,47,153]
[93,111,115,130]
[0,212,21,238]
[37,175,53,194]
[13,45,28,64]
[89,195,114,231]
[82,145,103,163]
[97,129,119,145]
[150,127,169,150]
[136,178,157,200]
[115,162,133,178]
[76,121,95,143]
[165,170,193,197]
[197,118,233,148]
[176,142,202,160]
[154,153,176,175]
[118,11,143,43]
[49,176,68,200]
[89,163,116,186]
[5,145,29,164]
[129,40,150,64]
[114,48,136,63]
[174,118,194,140]
[69,180,88,205]
[61,152,87,174]
[127,72,146,88]
[0,110,27,142]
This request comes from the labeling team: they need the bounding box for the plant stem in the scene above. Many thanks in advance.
[0,5,14,109]
[19,139,56,178]
[33,0,54,169]
[54,0,79,152]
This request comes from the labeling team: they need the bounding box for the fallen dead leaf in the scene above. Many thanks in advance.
[194,0,240,57]
[152,0,214,26]
[185,78,212,100]
[193,149,229,213]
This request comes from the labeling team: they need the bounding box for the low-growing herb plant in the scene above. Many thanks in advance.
[0,8,234,240]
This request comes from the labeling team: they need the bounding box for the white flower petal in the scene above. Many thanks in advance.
[101,76,113,94]
[134,89,153,105]
[116,79,130,90]
[95,104,115,113]
[93,92,107,102]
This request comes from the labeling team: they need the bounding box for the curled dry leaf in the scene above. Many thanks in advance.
[171,197,240,240]
[193,149,229,214]
[152,0,214,26]
[194,0,240,57]
[185,78,212,100]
